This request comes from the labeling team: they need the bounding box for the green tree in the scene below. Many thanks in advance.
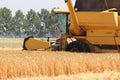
[48,10,57,37]
[0,8,2,36]
[39,9,51,37]
[9,17,16,37]
[12,10,25,37]
[0,7,12,36]
[26,9,41,37]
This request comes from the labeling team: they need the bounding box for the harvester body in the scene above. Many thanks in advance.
[23,0,120,52]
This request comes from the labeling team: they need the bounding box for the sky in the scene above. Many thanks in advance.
[0,0,75,15]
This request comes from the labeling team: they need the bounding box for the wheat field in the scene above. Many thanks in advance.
[0,50,120,79]
[8,71,120,80]
[0,38,23,48]
[0,38,120,80]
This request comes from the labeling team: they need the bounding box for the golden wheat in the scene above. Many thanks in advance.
[8,71,120,80]
[0,50,120,79]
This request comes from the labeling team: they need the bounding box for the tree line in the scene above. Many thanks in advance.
[0,7,57,38]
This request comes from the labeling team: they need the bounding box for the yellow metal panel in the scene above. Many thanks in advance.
[76,12,118,30]
[118,16,120,36]
[113,12,119,27]
[66,0,81,35]
[53,9,69,13]
[72,36,116,45]
[119,16,120,28]
[117,31,120,36]
[87,30,116,37]
[60,34,68,50]
[25,38,50,50]
[115,37,120,45]
[86,37,116,45]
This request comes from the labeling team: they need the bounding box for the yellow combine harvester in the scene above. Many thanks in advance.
[23,0,120,52]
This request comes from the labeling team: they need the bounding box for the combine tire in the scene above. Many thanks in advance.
[65,41,90,52]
